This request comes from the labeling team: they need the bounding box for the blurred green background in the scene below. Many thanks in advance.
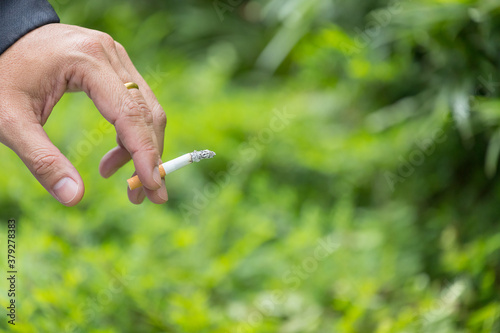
[2,0,500,332]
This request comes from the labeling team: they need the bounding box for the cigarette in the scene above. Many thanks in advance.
[127,149,216,190]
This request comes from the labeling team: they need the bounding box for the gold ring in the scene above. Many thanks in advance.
[124,82,139,90]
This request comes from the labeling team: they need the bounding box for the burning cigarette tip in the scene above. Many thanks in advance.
[191,149,216,162]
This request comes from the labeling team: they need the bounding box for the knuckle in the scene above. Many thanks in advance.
[156,110,167,128]
[114,41,127,56]
[122,98,153,125]
[98,32,116,50]
[78,37,106,59]
[77,33,115,59]
[30,150,59,177]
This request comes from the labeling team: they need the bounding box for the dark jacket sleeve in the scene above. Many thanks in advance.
[0,0,59,55]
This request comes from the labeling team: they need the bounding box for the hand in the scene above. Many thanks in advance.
[0,24,168,206]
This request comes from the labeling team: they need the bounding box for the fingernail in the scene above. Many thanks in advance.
[153,166,162,187]
[158,188,168,202]
[53,177,79,204]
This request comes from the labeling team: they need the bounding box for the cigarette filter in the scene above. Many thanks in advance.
[127,149,216,190]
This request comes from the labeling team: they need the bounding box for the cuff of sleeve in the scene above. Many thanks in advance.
[0,0,60,55]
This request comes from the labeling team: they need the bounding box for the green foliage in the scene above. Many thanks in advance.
[1,0,500,332]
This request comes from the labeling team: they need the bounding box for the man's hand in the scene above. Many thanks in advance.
[0,24,168,206]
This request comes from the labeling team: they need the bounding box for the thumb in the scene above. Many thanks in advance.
[3,121,84,206]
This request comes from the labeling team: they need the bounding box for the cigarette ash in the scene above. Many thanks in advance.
[191,150,216,162]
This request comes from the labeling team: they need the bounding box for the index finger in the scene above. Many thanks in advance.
[75,60,162,191]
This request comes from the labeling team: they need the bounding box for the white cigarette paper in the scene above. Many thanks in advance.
[127,150,216,190]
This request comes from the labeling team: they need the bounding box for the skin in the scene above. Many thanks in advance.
[0,24,168,206]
